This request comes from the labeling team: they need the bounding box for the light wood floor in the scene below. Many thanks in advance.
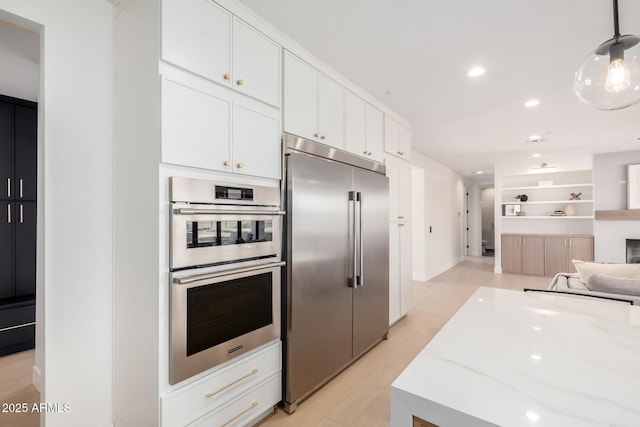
[0,258,550,427]
[0,349,39,427]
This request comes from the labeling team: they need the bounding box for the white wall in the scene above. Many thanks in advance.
[412,150,465,280]
[0,20,39,101]
[0,3,113,427]
[411,167,426,281]
[593,150,640,262]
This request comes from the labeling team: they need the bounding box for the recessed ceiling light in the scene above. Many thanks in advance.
[524,99,540,107]
[532,153,541,158]
[467,67,485,77]
[530,354,542,361]
[472,171,484,175]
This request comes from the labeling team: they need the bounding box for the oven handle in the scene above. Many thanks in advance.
[173,261,286,285]
[174,208,286,216]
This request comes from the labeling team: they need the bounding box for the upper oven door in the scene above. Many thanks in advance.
[170,204,284,270]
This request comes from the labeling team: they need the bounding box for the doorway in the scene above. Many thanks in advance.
[480,186,494,257]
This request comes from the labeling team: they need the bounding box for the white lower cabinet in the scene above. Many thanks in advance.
[161,74,281,179]
[389,221,412,325]
[162,341,281,427]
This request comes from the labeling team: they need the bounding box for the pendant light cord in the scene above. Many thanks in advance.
[613,0,621,38]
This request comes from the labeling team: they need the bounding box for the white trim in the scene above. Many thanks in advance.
[32,365,42,393]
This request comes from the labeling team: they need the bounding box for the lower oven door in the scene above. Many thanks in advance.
[170,205,284,270]
[170,261,284,385]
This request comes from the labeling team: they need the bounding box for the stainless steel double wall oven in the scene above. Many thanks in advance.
[169,177,284,384]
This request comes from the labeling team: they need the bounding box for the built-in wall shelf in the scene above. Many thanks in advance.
[502,183,593,191]
[501,200,593,205]
[503,216,594,220]
[594,209,640,221]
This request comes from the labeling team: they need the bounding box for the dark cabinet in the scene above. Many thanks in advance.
[0,95,37,356]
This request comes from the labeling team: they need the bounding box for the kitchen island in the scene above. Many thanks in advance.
[391,287,640,426]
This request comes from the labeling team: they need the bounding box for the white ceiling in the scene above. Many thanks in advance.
[236,0,640,177]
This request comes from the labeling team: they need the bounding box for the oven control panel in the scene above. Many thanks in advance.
[215,185,253,201]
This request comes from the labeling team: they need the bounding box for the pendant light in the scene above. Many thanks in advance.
[574,0,640,110]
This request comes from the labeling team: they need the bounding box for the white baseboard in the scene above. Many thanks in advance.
[424,256,464,281]
[32,365,42,393]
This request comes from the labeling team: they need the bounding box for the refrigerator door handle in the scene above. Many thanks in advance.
[348,191,357,288]
[357,192,364,287]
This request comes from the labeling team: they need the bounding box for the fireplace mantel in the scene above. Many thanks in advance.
[595,209,640,220]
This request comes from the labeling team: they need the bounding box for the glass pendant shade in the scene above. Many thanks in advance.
[574,34,640,110]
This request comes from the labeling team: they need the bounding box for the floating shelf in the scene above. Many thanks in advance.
[594,209,640,221]
[502,216,594,219]
[502,183,593,191]
[501,200,593,205]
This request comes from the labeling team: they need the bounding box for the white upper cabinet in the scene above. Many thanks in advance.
[161,74,281,180]
[231,18,280,107]
[162,0,280,107]
[162,78,231,172]
[316,74,344,148]
[384,115,412,160]
[386,155,412,222]
[345,92,384,162]
[283,51,344,150]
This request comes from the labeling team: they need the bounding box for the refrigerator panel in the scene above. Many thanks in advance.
[352,168,390,357]
[285,152,354,405]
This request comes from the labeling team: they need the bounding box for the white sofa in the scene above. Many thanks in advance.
[547,272,640,306]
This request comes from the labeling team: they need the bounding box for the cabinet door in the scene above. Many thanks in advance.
[0,102,12,199]
[386,158,399,221]
[0,202,14,299]
[501,235,522,274]
[384,115,399,155]
[232,104,280,179]
[283,52,317,141]
[316,74,344,149]
[398,124,412,160]
[345,91,366,156]
[398,163,412,222]
[544,236,568,277]
[389,223,400,325]
[162,0,231,86]
[567,237,594,272]
[521,235,545,276]
[365,104,384,162]
[399,222,412,317]
[162,78,231,172]
[232,19,280,107]
[15,202,36,297]
[14,106,37,201]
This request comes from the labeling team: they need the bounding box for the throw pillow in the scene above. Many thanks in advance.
[572,259,640,283]
[586,274,640,297]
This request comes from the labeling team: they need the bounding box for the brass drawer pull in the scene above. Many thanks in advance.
[236,79,244,86]
[204,368,258,399]
[223,73,231,80]
[220,401,258,427]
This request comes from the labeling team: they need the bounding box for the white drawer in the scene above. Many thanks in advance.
[189,373,281,427]
[162,341,281,427]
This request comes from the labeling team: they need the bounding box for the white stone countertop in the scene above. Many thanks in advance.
[391,287,640,427]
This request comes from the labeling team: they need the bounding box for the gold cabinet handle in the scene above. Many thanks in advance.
[205,368,258,399]
[221,401,259,427]
[368,151,372,156]
[236,79,244,86]
[398,216,404,219]
[320,135,326,140]
[237,162,244,169]
[398,223,405,227]
[223,160,231,167]
[223,73,231,80]
[363,150,368,154]
[314,133,320,138]
[397,151,404,156]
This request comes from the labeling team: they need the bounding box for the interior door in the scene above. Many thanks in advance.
[352,168,389,357]
[285,152,353,404]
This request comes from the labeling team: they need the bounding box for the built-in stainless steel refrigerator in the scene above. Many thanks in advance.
[282,133,389,413]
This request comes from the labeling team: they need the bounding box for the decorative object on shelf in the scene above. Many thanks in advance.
[569,192,582,200]
[515,194,528,202]
[628,163,640,209]
[517,211,526,216]
[551,210,566,216]
[574,0,640,110]
[564,204,576,216]
[538,180,553,187]
[533,162,556,170]
[503,204,521,216]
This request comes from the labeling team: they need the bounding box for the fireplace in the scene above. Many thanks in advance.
[627,239,640,264]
